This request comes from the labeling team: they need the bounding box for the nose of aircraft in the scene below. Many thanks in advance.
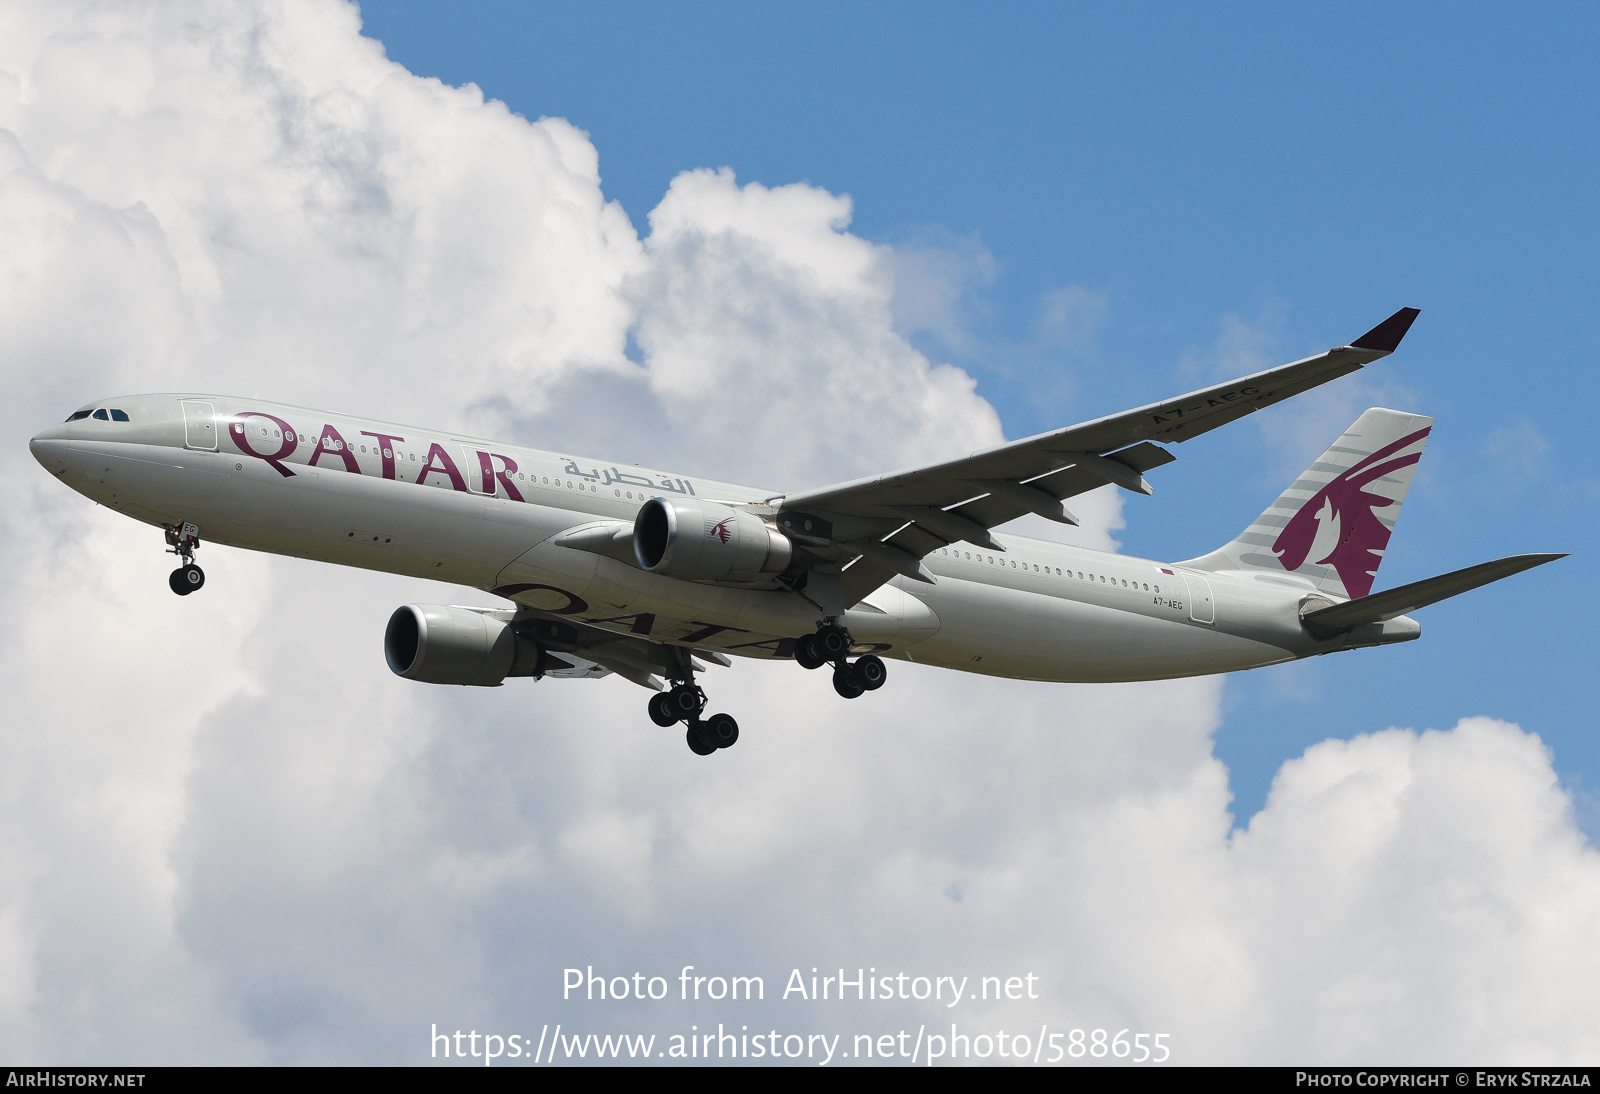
[30,424,72,472]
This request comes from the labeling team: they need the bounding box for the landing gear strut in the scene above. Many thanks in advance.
[795,621,887,700]
[164,522,205,596]
[649,652,740,755]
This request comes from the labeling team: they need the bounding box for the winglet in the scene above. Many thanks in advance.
[1350,307,1421,353]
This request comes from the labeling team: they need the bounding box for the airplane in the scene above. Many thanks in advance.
[29,307,1563,755]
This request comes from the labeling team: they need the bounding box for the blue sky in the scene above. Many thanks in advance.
[361,1,1598,828]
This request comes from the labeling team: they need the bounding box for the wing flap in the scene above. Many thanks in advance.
[507,603,683,690]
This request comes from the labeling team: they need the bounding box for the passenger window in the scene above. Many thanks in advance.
[93,409,110,421]
[110,409,129,422]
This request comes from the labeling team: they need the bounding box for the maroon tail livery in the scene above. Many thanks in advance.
[1182,408,1434,600]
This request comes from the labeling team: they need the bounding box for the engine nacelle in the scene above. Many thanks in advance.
[633,498,792,582]
[384,604,544,687]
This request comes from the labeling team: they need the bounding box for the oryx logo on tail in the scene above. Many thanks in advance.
[1272,426,1430,599]
[1181,408,1434,601]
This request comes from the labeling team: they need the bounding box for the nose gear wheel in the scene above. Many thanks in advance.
[169,564,205,596]
[163,522,204,596]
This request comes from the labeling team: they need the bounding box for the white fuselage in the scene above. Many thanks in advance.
[29,394,1418,683]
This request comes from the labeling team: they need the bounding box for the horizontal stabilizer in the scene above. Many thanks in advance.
[1301,553,1566,634]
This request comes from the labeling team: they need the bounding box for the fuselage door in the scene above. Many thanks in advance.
[1181,570,1215,625]
[458,444,493,496]
[181,400,218,451]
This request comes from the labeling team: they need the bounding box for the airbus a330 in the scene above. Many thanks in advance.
[30,307,1561,754]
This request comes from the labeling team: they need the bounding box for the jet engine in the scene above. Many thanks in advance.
[384,604,545,686]
[633,498,792,582]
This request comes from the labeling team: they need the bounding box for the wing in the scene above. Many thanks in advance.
[773,308,1421,607]
[507,604,731,691]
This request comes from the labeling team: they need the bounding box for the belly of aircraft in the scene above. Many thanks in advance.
[906,577,1294,682]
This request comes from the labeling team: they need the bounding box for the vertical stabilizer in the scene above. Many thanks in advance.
[1183,408,1433,599]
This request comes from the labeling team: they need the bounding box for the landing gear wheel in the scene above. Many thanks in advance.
[686,722,717,756]
[856,654,887,691]
[668,684,705,720]
[794,633,826,670]
[832,662,866,699]
[703,712,739,749]
[169,564,204,596]
[163,524,203,593]
[648,692,679,727]
[817,625,852,659]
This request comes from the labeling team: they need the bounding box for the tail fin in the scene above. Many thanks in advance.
[1184,408,1433,598]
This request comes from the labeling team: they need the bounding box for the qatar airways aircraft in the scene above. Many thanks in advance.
[30,307,1561,754]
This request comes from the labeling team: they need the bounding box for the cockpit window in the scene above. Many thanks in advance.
[92,409,110,421]
[110,409,129,422]
[66,410,93,422]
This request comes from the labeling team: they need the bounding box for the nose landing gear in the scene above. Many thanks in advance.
[649,653,740,755]
[168,564,205,595]
[796,622,887,700]
[164,522,205,596]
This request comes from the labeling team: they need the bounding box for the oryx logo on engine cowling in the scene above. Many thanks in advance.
[707,518,734,544]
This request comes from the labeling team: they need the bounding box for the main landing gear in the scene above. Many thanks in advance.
[164,522,205,596]
[794,622,886,700]
[648,659,739,756]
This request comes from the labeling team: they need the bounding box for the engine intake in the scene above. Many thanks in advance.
[634,498,792,582]
[384,604,544,686]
